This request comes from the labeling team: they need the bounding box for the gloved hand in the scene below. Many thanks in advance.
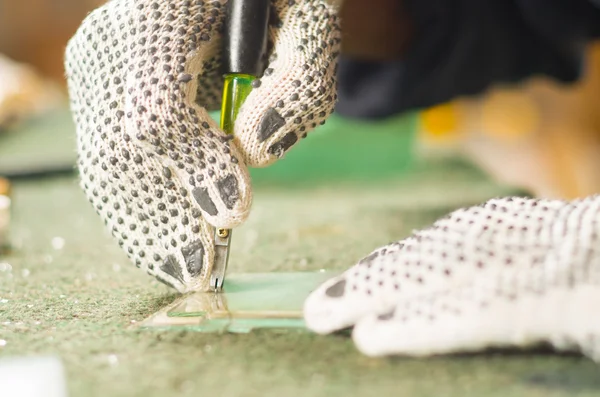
[304,195,600,361]
[65,0,341,292]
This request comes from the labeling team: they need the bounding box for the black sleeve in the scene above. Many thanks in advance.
[335,0,600,119]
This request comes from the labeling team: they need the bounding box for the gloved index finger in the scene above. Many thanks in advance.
[120,0,253,229]
[233,0,342,168]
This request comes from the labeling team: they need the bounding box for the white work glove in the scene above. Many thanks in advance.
[304,195,600,361]
[65,0,341,292]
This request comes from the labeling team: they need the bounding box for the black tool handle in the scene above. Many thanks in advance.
[223,0,271,75]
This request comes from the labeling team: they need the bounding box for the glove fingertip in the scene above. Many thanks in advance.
[234,103,305,168]
[304,276,365,334]
[303,288,337,335]
[352,316,392,357]
[190,173,253,229]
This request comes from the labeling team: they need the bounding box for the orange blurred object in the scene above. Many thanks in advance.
[0,177,9,197]
[0,54,62,127]
[0,177,10,252]
[480,90,539,142]
[420,102,465,143]
[418,41,600,200]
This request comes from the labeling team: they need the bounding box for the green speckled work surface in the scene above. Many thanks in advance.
[2,111,598,397]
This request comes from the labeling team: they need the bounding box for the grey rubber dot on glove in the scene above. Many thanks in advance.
[304,196,600,361]
[65,0,341,292]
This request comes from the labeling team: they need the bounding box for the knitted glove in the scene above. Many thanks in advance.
[304,196,600,360]
[65,0,341,292]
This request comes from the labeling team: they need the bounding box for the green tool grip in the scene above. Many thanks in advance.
[219,74,256,134]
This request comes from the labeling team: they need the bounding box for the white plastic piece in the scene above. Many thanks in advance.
[0,195,10,248]
[0,356,68,397]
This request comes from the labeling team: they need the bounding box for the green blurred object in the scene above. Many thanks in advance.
[0,110,76,178]
[213,111,417,186]
[250,112,418,186]
[0,108,417,184]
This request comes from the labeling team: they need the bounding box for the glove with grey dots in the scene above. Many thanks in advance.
[304,195,600,361]
[65,0,342,292]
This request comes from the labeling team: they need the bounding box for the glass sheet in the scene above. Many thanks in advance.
[138,272,337,333]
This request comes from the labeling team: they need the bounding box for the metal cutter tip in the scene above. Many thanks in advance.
[210,228,231,292]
